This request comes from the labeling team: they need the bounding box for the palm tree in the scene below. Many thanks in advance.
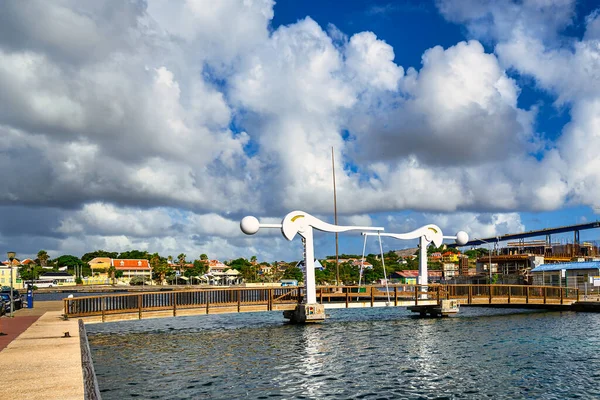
[177,253,187,268]
[37,250,49,267]
[150,253,170,285]
[107,265,116,285]
[177,254,187,285]
[200,253,208,261]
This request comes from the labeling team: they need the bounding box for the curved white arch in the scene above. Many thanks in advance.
[281,211,383,241]
[242,211,383,304]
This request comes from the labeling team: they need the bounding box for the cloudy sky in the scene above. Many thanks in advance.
[1,0,600,262]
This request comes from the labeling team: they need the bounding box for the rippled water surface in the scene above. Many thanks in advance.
[87,308,600,399]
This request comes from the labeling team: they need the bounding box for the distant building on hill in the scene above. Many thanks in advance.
[352,259,373,269]
[295,259,324,272]
[275,261,289,271]
[390,270,443,284]
[259,264,273,275]
[442,251,460,263]
[208,260,227,273]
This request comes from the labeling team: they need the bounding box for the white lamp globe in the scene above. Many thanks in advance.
[240,216,260,235]
[455,231,469,246]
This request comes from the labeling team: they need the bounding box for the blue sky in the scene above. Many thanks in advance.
[271,0,600,257]
[273,0,465,68]
[1,0,600,262]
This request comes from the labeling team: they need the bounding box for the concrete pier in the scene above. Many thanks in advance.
[283,303,326,323]
[0,302,84,400]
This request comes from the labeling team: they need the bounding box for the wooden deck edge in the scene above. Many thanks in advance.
[78,304,300,324]
[79,319,102,400]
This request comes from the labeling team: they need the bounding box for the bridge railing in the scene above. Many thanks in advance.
[316,284,440,306]
[64,284,579,320]
[64,287,302,319]
[442,284,579,305]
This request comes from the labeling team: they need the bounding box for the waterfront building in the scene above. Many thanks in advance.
[113,259,152,284]
[39,271,76,286]
[475,254,545,276]
[531,261,600,289]
[88,257,112,272]
[87,257,152,284]
[0,260,24,289]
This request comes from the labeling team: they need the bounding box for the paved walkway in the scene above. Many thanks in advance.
[0,301,84,400]
[0,315,41,351]
[0,301,63,350]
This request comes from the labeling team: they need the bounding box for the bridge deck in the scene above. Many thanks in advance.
[65,284,579,324]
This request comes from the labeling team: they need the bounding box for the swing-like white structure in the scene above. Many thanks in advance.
[241,211,384,322]
[359,225,469,296]
[241,212,469,322]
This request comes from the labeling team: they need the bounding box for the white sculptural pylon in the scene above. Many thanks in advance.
[363,225,468,291]
[241,211,384,322]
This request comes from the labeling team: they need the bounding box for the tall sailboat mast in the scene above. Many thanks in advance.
[332,147,339,285]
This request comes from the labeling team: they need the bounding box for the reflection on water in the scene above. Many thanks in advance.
[88,307,600,399]
[298,325,326,398]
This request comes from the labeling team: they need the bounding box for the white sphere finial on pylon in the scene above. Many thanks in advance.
[241,216,260,235]
[455,231,469,246]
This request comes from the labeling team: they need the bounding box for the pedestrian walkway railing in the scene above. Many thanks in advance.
[443,284,579,305]
[316,284,438,306]
[64,284,578,320]
[64,287,302,320]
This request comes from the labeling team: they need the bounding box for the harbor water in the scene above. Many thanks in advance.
[87,307,600,399]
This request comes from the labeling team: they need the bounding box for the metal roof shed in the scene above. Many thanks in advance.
[530,261,600,287]
[531,261,600,273]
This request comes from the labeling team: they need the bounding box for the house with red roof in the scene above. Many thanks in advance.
[259,264,273,275]
[112,259,151,283]
[428,252,442,262]
[352,259,373,269]
[87,257,151,284]
[208,260,227,273]
[442,251,460,263]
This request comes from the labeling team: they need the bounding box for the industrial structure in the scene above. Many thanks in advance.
[451,221,600,286]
